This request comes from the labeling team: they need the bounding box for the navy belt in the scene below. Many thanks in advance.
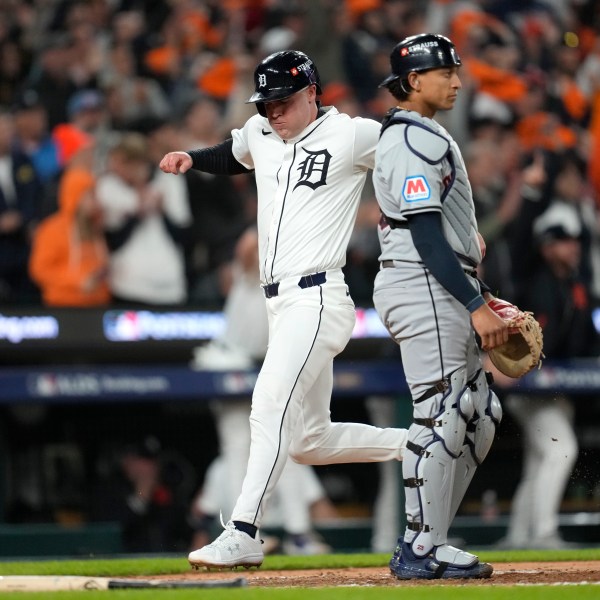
[263,272,327,298]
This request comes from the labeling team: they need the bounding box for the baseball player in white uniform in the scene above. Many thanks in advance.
[190,227,335,556]
[372,34,509,579]
[160,50,408,569]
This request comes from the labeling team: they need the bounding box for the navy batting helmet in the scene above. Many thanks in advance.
[379,33,461,88]
[246,50,322,116]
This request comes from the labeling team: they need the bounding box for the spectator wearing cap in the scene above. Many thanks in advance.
[495,200,598,549]
[12,89,62,187]
[0,109,42,304]
[66,89,106,133]
[52,89,105,167]
[89,435,194,553]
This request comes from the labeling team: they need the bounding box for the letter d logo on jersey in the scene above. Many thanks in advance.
[403,175,430,202]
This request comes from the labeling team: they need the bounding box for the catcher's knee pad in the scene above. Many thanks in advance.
[466,369,502,464]
[414,367,474,458]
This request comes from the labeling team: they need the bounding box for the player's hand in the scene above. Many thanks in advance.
[159,151,193,174]
[471,303,509,351]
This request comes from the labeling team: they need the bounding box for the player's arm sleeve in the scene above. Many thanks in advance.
[408,211,485,313]
[187,139,252,175]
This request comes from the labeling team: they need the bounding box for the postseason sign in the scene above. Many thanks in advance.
[0,307,388,365]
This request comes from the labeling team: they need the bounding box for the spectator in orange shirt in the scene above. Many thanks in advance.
[29,162,111,307]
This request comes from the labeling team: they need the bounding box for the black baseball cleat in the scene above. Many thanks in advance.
[390,541,493,580]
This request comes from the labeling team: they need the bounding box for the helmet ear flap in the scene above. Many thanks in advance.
[256,102,267,117]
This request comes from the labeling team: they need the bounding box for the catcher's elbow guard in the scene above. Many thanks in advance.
[486,298,544,378]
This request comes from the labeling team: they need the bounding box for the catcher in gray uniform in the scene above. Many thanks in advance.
[372,34,510,579]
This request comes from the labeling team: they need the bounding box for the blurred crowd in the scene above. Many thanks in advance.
[0,0,598,311]
[1,0,600,553]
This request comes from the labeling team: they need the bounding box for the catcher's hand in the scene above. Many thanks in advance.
[485,297,544,378]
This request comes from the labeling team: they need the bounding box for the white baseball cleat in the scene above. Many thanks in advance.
[188,520,264,569]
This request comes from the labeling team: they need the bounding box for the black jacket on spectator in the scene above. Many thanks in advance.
[0,148,42,302]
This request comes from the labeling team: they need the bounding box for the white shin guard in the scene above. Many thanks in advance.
[404,368,502,563]
[407,438,456,556]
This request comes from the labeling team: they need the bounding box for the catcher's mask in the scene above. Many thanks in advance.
[246,50,322,117]
[379,33,461,91]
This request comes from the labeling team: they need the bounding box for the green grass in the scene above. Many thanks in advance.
[3,591,600,600]
[0,549,598,598]
[1,548,599,576]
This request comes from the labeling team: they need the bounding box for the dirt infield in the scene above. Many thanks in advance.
[172,561,600,587]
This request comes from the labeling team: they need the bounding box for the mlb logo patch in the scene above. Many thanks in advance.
[403,175,430,202]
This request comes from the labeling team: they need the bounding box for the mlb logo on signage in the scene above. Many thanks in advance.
[403,175,430,202]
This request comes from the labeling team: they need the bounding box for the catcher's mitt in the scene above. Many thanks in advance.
[486,297,544,378]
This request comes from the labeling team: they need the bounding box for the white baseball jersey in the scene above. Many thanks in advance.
[220,107,407,529]
[231,107,380,284]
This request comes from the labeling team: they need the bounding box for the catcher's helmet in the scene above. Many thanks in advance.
[379,33,461,88]
[246,50,322,116]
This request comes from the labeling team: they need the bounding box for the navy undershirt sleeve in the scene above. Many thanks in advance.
[408,211,485,313]
[187,139,252,175]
